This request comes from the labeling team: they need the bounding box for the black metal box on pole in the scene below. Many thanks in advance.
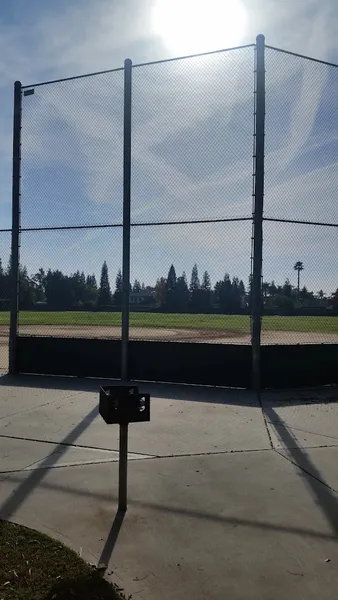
[99,385,150,512]
[99,385,150,424]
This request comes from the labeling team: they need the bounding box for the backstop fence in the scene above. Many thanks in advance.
[4,35,337,388]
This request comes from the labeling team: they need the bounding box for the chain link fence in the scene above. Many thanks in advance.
[130,47,254,342]
[19,68,124,343]
[263,46,338,344]
[0,232,11,371]
[5,36,338,382]
[16,45,255,352]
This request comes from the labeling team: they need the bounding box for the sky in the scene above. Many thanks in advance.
[0,0,337,294]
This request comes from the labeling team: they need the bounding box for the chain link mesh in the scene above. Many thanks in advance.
[21,70,124,229]
[129,47,254,341]
[17,46,255,347]
[263,47,338,344]
[130,220,252,341]
[265,47,338,225]
[0,232,11,372]
[12,42,338,362]
[131,47,254,223]
[18,227,122,336]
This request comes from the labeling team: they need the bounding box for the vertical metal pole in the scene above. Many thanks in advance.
[9,81,22,375]
[118,423,128,511]
[121,59,132,382]
[251,35,265,391]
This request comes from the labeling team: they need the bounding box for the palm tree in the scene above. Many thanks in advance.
[294,261,304,294]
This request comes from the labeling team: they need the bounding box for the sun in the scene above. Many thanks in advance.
[152,0,247,56]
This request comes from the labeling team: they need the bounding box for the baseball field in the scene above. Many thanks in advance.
[0,311,337,371]
[0,311,336,333]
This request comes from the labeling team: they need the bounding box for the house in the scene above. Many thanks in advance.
[129,290,156,307]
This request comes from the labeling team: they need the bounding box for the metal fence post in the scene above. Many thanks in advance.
[121,59,132,382]
[251,35,265,391]
[9,81,22,375]
[118,422,128,511]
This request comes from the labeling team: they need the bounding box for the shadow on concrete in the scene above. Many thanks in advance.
[0,405,98,519]
[97,510,125,570]
[0,374,257,406]
[2,373,336,406]
[44,572,121,599]
[3,468,338,544]
[265,405,338,535]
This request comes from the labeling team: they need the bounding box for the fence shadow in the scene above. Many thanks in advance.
[0,373,337,406]
[264,405,338,535]
[0,405,98,520]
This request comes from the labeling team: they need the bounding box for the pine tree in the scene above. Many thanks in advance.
[84,274,98,306]
[114,269,123,307]
[330,288,338,312]
[201,271,211,290]
[133,279,142,292]
[214,273,232,314]
[98,261,112,307]
[86,274,97,290]
[231,276,241,313]
[189,263,200,293]
[189,263,201,312]
[176,272,189,312]
[115,269,123,292]
[155,277,166,306]
[200,271,212,313]
[165,265,177,312]
[239,279,246,310]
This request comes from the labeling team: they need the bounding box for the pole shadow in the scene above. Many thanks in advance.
[97,510,126,571]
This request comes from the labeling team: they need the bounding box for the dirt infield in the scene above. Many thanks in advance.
[0,324,337,371]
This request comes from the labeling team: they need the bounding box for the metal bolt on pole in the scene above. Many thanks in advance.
[121,59,132,383]
[9,81,22,375]
[251,35,266,391]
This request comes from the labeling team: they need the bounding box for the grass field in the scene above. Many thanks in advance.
[0,311,336,333]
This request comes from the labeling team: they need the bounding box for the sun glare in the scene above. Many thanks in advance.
[152,0,247,56]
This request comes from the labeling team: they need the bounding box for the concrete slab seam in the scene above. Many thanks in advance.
[0,447,275,476]
[0,391,84,421]
[274,449,338,495]
[0,433,158,456]
[0,457,154,474]
[256,391,274,448]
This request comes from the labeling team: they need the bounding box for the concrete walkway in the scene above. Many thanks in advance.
[1,376,338,599]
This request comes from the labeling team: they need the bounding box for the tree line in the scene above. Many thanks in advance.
[0,257,337,314]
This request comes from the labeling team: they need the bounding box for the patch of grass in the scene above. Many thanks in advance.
[4,311,251,330]
[0,520,125,600]
[0,311,337,334]
[261,315,338,333]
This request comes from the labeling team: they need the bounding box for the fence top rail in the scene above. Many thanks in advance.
[21,65,125,90]
[21,43,255,90]
[265,44,338,69]
[132,43,255,68]
[20,41,338,91]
